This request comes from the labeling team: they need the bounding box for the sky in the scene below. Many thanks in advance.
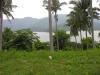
[8,0,99,19]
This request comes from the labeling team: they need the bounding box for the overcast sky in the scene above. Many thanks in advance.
[9,0,99,19]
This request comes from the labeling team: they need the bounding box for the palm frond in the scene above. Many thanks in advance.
[3,8,14,20]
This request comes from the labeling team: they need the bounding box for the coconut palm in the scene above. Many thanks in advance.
[66,7,85,49]
[66,11,79,44]
[43,0,54,51]
[69,0,100,49]
[51,0,66,50]
[0,0,16,51]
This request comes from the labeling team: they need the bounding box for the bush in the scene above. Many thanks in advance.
[63,42,82,51]
[34,40,49,50]
[3,28,39,51]
[82,37,92,49]
[3,28,15,50]
[53,30,70,50]
[12,29,38,51]
[95,43,100,48]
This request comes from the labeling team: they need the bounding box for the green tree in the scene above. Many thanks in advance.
[51,0,66,50]
[53,30,70,50]
[68,0,100,49]
[66,11,79,45]
[66,7,86,49]
[12,29,38,51]
[34,40,49,50]
[0,0,16,51]
[3,28,14,50]
[43,0,54,51]
[82,37,92,49]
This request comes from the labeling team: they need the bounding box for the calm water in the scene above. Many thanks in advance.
[36,31,100,43]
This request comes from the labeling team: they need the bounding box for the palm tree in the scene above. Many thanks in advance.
[43,0,66,50]
[66,11,79,45]
[66,8,84,49]
[90,0,95,48]
[43,0,54,51]
[69,0,100,49]
[89,1,100,48]
[69,0,90,49]
[51,0,66,50]
[0,0,16,51]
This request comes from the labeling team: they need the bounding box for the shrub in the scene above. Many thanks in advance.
[95,43,100,48]
[3,28,15,50]
[12,29,38,51]
[34,40,49,50]
[53,30,70,50]
[82,37,92,49]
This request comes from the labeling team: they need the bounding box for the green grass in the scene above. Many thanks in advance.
[0,49,100,75]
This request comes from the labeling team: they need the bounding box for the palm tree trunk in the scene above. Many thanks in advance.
[86,30,88,49]
[74,35,77,48]
[90,0,95,48]
[80,29,83,50]
[48,0,54,51]
[0,0,3,51]
[54,12,59,50]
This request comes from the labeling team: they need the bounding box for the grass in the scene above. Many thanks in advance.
[0,49,100,75]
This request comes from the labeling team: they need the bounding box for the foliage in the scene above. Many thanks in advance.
[66,0,100,49]
[95,43,100,48]
[53,30,70,50]
[1,0,17,19]
[12,29,38,51]
[51,0,66,50]
[3,28,39,51]
[34,40,49,50]
[2,28,15,50]
[63,42,82,50]
[0,0,17,50]
[82,37,92,49]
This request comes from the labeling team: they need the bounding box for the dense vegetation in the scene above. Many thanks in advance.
[2,28,100,51]
[0,0,100,75]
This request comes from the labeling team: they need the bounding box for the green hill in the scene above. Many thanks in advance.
[3,14,100,32]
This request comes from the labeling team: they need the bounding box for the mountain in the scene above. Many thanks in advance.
[3,17,39,31]
[31,14,68,32]
[3,14,100,32]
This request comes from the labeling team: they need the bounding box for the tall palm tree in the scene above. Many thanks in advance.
[90,0,95,48]
[69,0,100,49]
[69,0,90,49]
[51,0,66,50]
[43,0,54,51]
[89,1,100,48]
[0,0,15,51]
[66,7,85,49]
[66,11,79,45]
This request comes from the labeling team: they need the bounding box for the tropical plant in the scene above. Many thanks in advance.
[51,0,66,50]
[43,0,54,51]
[12,29,38,51]
[82,37,92,49]
[66,7,86,49]
[2,28,14,50]
[0,0,16,51]
[34,40,50,50]
[68,0,100,49]
[53,30,70,50]
[66,11,79,44]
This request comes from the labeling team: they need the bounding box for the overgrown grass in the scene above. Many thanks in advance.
[0,49,100,75]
